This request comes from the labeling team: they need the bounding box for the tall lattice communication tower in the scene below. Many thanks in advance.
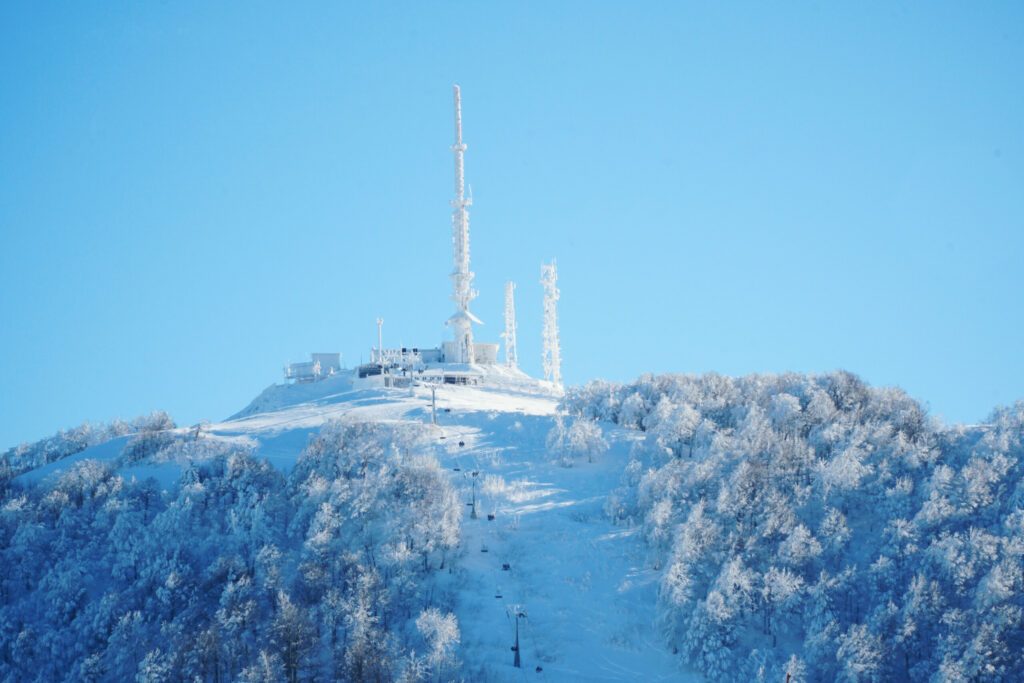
[445,84,480,363]
[502,281,518,369]
[541,261,561,386]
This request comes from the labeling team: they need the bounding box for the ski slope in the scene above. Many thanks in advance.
[436,404,686,681]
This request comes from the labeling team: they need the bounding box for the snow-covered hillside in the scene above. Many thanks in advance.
[2,370,1022,682]
[0,371,696,682]
[208,373,689,680]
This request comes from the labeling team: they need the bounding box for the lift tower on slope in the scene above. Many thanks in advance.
[446,84,481,364]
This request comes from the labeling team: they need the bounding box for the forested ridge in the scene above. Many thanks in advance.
[2,371,1022,682]
[563,372,1024,681]
[0,421,462,682]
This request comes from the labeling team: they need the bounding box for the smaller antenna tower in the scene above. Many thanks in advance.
[541,261,562,386]
[376,317,384,367]
[502,281,518,369]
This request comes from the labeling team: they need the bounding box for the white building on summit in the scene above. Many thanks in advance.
[286,85,559,388]
[284,353,341,383]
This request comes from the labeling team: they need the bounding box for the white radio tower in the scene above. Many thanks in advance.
[541,261,561,386]
[502,281,518,369]
[445,84,480,364]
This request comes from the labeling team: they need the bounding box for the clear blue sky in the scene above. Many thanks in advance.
[1,2,1022,448]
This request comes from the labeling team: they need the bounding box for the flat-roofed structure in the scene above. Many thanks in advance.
[284,352,341,383]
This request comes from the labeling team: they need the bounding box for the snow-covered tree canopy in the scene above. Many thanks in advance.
[0,419,462,682]
[565,372,1024,682]
[2,371,1021,682]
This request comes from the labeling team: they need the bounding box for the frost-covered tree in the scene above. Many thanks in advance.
[416,607,460,679]
[238,650,286,683]
[567,418,608,463]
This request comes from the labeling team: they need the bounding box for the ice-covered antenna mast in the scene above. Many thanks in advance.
[445,84,480,363]
[502,281,518,369]
[541,260,562,387]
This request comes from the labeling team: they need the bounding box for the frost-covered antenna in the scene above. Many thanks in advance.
[502,281,518,369]
[541,260,561,387]
[376,317,384,367]
[445,84,480,363]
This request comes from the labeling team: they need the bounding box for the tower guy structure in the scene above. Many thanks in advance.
[502,281,518,369]
[541,261,562,386]
[445,84,481,364]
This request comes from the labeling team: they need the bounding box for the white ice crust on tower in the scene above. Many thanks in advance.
[502,281,518,369]
[541,261,561,386]
[446,84,480,364]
